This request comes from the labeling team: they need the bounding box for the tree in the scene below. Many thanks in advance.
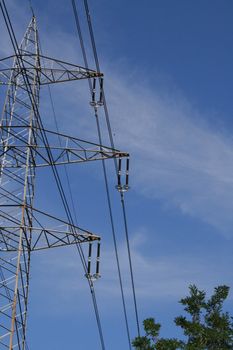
[132,285,233,350]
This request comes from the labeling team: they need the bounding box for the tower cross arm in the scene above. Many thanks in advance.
[0,204,100,252]
[0,225,100,251]
[0,53,103,86]
[0,127,129,168]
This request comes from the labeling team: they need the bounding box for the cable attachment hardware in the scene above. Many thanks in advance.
[85,240,101,282]
[115,157,130,193]
[89,78,104,108]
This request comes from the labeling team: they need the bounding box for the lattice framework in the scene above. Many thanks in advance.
[0,16,129,349]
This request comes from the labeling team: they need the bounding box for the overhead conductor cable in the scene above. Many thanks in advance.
[82,0,140,337]
[71,1,133,349]
[71,0,140,346]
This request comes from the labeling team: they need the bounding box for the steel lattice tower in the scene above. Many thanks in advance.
[0,16,129,349]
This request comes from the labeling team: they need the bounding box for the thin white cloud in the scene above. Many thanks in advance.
[101,68,233,235]
[33,24,233,236]
[31,230,233,317]
[34,27,233,236]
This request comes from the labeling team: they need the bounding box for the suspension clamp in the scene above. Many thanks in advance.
[85,241,101,282]
[90,77,104,108]
[115,157,130,193]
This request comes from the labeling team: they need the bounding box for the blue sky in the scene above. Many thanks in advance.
[1,0,233,349]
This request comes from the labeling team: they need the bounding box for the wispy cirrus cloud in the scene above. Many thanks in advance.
[31,230,233,318]
[39,48,233,236]
[101,67,233,235]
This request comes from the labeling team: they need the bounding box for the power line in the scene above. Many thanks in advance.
[82,0,141,337]
[71,1,133,348]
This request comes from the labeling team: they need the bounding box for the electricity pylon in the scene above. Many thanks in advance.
[0,16,129,349]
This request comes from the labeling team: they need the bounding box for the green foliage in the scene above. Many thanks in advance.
[132,285,233,350]
[132,318,160,349]
[156,338,184,350]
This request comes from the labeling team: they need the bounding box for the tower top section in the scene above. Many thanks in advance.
[0,16,103,88]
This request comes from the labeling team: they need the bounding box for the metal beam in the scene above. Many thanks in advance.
[0,53,103,86]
